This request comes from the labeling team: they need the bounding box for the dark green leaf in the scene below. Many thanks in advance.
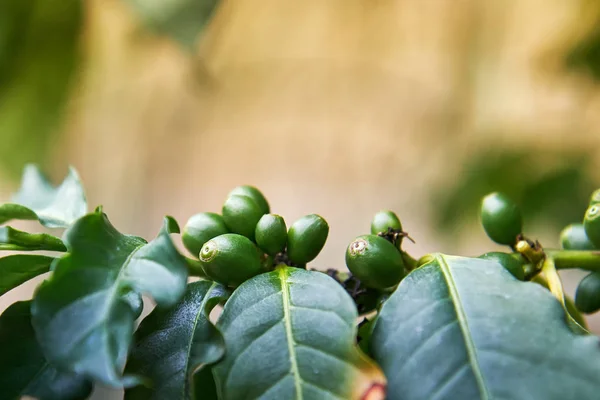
[0,226,66,251]
[125,280,229,400]
[0,254,54,296]
[193,366,219,400]
[213,267,386,400]
[123,0,220,50]
[31,212,188,387]
[0,165,87,228]
[357,317,376,357]
[0,301,92,400]
[0,0,82,176]
[372,254,600,399]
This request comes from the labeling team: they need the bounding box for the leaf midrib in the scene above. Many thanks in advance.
[279,267,303,400]
[437,255,490,400]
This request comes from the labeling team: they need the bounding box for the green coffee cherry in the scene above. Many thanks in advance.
[584,205,600,248]
[199,233,263,286]
[345,235,404,289]
[370,211,402,234]
[287,214,329,264]
[560,223,596,251]
[222,195,264,241]
[575,271,600,314]
[480,192,523,246]
[478,252,525,281]
[228,185,270,215]
[589,189,600,206]
[255,214,287,256]
[182,212,229,257]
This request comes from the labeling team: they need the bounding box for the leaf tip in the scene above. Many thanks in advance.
[350,350,387,400]
[163,216,180,234]
[360,383,387,400]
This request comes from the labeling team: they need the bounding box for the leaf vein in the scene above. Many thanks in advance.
[386,319,458,384]
[221,290,282,329]
[223,319,283,387]
[289,305,352,329]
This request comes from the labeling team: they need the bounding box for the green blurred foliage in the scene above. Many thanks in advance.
[433,148,597,241]
[0,0,82,178]
[566,27,600,81]
[123,0,221,51]
[0,0,220,180]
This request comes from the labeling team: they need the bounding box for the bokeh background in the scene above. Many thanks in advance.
[2,0,600,398]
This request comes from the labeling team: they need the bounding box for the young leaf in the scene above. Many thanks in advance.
[31,212,189,387]
[0,165,87,228]
[123,0,220,50]
[0,301,92,400]
[0,226,66,251]
[0,254,54,296]
[212,267,387,400]
[371,254,600,399]
[125,280,229,400]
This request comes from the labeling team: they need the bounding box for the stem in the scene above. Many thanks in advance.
[185,257,208,278]
[401,251,418,271]
[546,249,600,271]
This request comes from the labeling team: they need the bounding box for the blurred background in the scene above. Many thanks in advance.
[1,0,600,397]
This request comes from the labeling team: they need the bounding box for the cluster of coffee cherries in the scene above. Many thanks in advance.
[182,185,329,287]
[479,189,600,316]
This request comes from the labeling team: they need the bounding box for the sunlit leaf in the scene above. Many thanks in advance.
[0,165,87,228]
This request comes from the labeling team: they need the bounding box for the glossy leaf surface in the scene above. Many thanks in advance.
[372,254,600,400]
[0,254,54,296]
[0,165,87,228]
[125,280,228,400]
[0,301,92,400]
[213,267,386,400]
[31,212,188,387]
